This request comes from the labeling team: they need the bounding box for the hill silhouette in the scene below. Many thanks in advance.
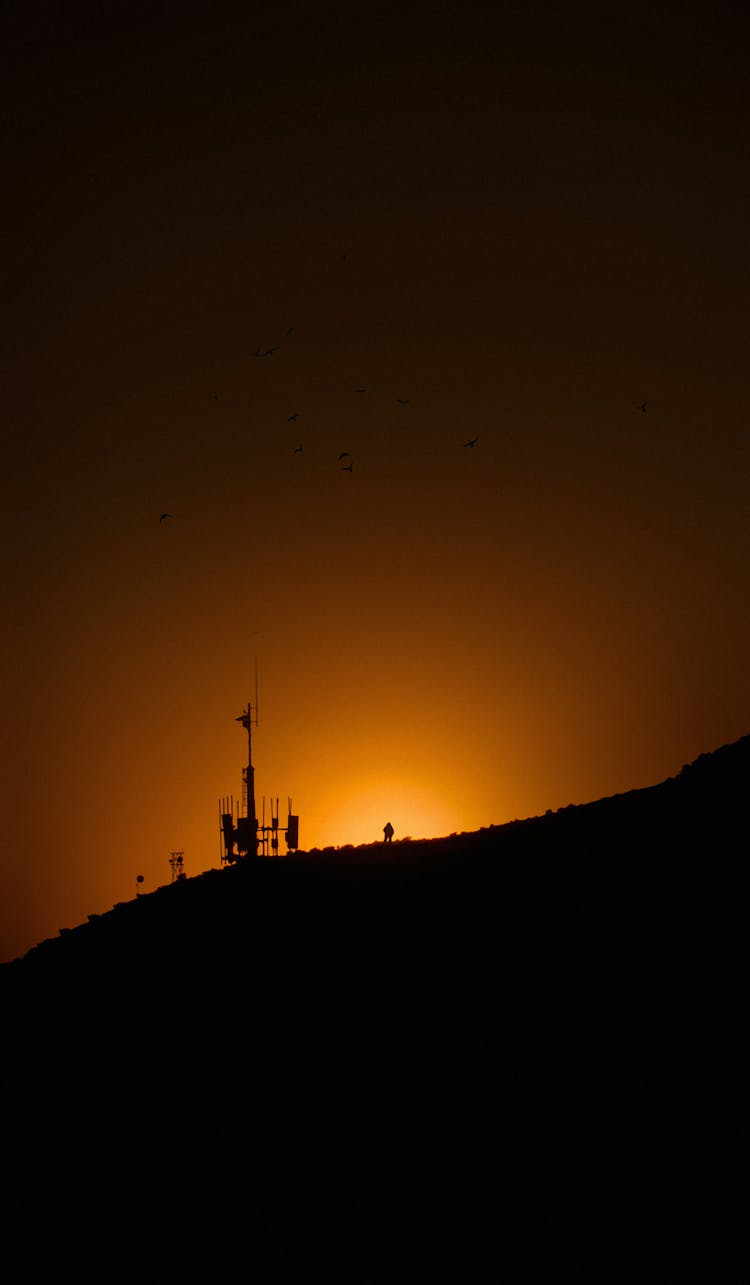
[2,736,747,1278]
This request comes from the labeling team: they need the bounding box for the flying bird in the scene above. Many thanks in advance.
[338,451,351,460]
[636,402,647,413]
[288,412,300,421]
[294,444,303,453]
[159,513,174,523]
[464,437,479,448]
[341,462,353,472]
[396,398,410,405]
[355,388,366,394]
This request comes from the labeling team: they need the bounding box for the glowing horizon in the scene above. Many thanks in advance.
[3,2,750,963]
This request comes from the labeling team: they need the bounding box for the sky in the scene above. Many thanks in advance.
[2,0,749,961]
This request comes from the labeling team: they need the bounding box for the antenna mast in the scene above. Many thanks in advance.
[235,666,259,856]
[218,662,300,861]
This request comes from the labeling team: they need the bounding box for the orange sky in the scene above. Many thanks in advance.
[2,0,750,961]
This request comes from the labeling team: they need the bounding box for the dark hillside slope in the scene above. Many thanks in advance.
[2,735,747,1278]
[6,730,749,980]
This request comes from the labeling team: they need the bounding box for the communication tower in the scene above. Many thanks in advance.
[219,670,299,863]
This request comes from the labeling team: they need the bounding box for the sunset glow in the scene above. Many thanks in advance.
[3,1,750,962]
[318,775,462,850]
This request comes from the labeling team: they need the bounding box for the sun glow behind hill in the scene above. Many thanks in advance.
[318,774,462,848]
[4,0,750,974]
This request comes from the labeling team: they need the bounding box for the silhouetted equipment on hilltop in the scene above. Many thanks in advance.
[218,677,299,862]
[5,733,750,1282]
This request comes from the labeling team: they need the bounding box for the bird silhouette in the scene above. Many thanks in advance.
[341,462,353,472]
[355,388,366,394]
[636,402,647,413]
[288,412,300,421]
[396,398,410,405]
[338,451,351,460]
[159,513,174,523]
[263,347,278,357]
[464,437,479,448]
[294,444,303,454]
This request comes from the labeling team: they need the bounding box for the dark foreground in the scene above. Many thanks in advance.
[2,738,747,1279]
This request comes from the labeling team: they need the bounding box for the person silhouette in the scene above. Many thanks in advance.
[383,822,394,843]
